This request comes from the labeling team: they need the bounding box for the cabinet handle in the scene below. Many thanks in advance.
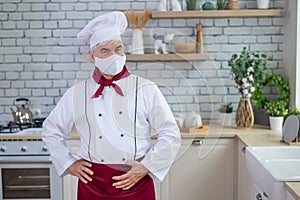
[241,147,246,153]
[263,192,269,198]
[256,193,262,200]
[192,139,203,145]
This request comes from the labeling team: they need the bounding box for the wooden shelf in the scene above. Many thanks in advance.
[126,53,210,61]
[151,9,284,19]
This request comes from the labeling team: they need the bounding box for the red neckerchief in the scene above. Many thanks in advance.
[91,66,130,98]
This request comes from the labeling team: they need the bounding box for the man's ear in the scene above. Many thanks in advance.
[85,51,95,62]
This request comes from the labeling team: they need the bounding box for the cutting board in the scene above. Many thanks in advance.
[282,115,300,144]
[179,124,208,133]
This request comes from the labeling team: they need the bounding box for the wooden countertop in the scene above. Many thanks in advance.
[0,124,283,141]
[1,124,299,199]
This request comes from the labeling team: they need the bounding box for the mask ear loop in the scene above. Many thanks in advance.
[134,76,138,160]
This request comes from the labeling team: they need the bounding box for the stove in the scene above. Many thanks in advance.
[0,119,63,200]
[0,118,45,134]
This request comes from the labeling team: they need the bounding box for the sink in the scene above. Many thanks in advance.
[246,146,300,200]
[246,146,300,181]
[266,159,300,180]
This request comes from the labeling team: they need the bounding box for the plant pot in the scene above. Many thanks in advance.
[235,97,254,129]
[256,0,270,9]
[269,116,284,131]
[253,105,270,126]
[186,0,197,10]
[219,113,232,127]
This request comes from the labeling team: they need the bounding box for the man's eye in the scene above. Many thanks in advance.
[100,50,109,54]
[115,47,123,53]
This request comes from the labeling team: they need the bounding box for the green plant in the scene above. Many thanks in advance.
[265,100,288,117]
[202,1,215,10]
[186,0,197,10]
[217,0,227,10]
[288,106,300,116]
[252,74,290,109]
[228,47,272,98]
[218,103,233,113]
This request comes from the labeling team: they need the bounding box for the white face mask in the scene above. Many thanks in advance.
[95,54,126,76]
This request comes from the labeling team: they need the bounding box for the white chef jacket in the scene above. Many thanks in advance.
[42,74,181,182]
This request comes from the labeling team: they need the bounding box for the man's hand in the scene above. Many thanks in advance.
[66,159,94,184]
[112,160,149,190]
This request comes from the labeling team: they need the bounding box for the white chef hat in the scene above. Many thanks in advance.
[77,11,128,49]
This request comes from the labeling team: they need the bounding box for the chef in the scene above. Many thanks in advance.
[42,11,181,200]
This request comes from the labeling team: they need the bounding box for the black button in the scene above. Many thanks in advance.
[120,134,124,137]
[99,136,102,139]
[122,158,126,161]
[99,113,102,117]
[101,159,104,162]
[119,111,122,114]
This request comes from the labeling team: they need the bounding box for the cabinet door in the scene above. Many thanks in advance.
[154,181,162,200]
[63,174,78,200]
[286,190,296,200]
[238,140,266,200]
[63,140,80,200]
[163,138,235,200]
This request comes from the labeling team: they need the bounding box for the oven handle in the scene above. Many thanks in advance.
[0,155,51,163]
[5,185,50,190]
[18,175,50,179]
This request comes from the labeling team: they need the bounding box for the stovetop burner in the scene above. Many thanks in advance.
[0,118,45,134]
[0,122,21,133]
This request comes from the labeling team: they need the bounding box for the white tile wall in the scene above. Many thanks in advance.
[0,0,285,124]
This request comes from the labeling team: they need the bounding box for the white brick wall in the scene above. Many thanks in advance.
[0,0,286,124]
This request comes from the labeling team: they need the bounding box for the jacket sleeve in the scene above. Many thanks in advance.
[41,87,77,177]
[140,84,181,182]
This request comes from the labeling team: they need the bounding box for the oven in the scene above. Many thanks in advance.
[0,129,63,200]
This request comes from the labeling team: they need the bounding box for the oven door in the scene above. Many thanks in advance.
[0,156,63,200]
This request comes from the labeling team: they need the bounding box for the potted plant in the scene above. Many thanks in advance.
[265,100,288,131]
[229,47,271,128]
[256,0,270,9]
[288,106,300,116]
[252,73,290,126]
[217,0,227,10]
[186,0,197,10]
[218,103,233,126]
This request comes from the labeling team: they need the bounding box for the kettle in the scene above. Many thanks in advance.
[10,98,33,124]
[184,111,202,128]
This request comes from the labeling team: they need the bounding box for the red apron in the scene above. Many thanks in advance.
[77,163,155,200]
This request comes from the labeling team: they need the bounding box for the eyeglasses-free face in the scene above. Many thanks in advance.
[92,40,124,58]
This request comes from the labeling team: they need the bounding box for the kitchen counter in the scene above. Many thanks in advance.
[0,133,42,140]
[68,124,285,141]
[65,125,300,200]
[1,124,299,199]
[0,124,283,141]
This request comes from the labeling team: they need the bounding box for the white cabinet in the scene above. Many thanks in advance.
[238,139,270,200]
[63,174,78,200]
[286,190,296,200]
[161,138,236,200]
[63,140,80,200]
[63,138,236,200]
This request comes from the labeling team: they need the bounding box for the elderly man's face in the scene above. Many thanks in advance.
[92,40,124,59]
